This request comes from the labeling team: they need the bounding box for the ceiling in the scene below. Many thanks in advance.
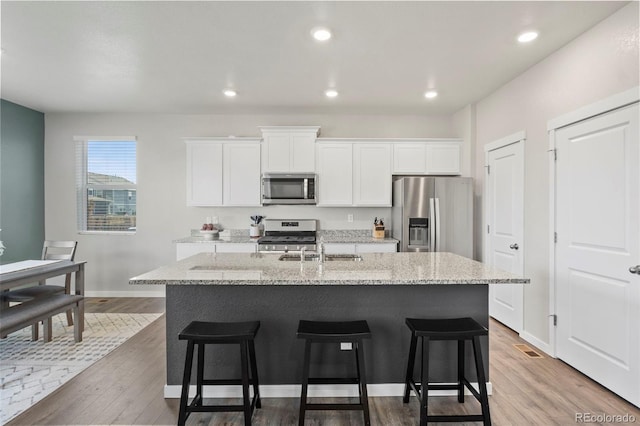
[0,1,628,115]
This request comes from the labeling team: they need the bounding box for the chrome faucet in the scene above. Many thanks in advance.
[300,246,306,262]
[318,237,325,263]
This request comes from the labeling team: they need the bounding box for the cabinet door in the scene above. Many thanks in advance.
[316,143,353,206]
[354,144,392,206]
[426,143,461,175]
[186,142,223,206]
[323,243,357,254]
[176,243,216,260]
[355,243,397,253]
[215,243,257,253]
[223,143,261,206]
[290,133,316,172]
[393,143,426,174]
[263,134,291,172]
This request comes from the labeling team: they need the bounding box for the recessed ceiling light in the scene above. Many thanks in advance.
[311,27,332,42]
[424,90,438,99]
[325,89,338,98]
[223,89,237,97]
[517,31,538,43]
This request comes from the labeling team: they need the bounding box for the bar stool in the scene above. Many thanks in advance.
[297,319,372,426]
[177,320,261,426]
[403,317,491,426]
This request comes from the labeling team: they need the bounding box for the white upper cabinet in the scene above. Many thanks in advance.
[392,139,461,175]
[223,143,261,206]
[185,138,261,207]
[353,143,392,206]
[426,143,461,174]
[186,141,223,206]
[316,142,353,206]
[393,143,427,173]
[316,140,392,207]
[260,126,320,173]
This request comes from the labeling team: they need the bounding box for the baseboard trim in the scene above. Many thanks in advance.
[164,382,493,399]
[85,290,166,298]
[519,331,553,357]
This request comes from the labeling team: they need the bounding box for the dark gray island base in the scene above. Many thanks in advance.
[166,283,488,392]
[129,252,529,397]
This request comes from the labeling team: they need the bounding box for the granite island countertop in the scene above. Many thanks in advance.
[130,252,528,286]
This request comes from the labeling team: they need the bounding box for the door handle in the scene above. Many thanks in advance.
[630,265,640,275]
[509,244,519,250]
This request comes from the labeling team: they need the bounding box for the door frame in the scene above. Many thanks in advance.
[547,86,639,357]
[483,131,525,332]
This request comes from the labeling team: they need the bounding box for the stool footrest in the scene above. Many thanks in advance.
[186,404,249,413]
[308,377,360,385]
[305,403,366,411]
[201,378,258,386]
[427,414,486,422]
[410,379,482,401]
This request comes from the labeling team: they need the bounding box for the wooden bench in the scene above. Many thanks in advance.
[0,294,84,342]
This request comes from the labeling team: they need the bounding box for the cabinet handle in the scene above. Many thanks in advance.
[630,265,640,275]
[509,243,519,250]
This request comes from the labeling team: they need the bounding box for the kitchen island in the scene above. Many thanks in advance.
[130,252,528,398]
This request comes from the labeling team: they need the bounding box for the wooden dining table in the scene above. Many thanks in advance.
[0,259,87,329]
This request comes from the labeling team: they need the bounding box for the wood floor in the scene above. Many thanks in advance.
[7,297,640,425]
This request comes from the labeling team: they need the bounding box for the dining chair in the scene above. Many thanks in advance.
[2,241,78,336]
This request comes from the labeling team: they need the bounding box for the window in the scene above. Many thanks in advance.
[75,137,137,233]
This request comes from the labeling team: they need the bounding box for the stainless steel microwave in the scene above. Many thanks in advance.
[262,173,316,205]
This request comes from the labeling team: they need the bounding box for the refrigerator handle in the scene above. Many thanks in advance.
[435,198,441,252]
[429,198,436,252]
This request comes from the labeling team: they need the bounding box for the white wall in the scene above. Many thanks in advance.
[44,112,453,296]
[471,3,639,346]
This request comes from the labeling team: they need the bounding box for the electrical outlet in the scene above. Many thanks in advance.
[340,342,353,351]
[347,214,354,223]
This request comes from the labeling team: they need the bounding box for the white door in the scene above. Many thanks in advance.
[486,140,524,333]
[555,103,639,406]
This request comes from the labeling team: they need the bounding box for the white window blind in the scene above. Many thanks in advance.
[75,137,137,233]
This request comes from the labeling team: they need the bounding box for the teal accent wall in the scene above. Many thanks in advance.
[0,100,45,263]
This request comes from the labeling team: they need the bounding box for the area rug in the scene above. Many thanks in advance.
[0,312,162,424]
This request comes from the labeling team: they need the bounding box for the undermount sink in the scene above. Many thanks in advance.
[278,254,363,262]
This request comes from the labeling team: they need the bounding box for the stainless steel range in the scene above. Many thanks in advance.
[258,219,317,253]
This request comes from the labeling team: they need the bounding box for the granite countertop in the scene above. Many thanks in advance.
[173,229,398,245]
[130,252,529,286]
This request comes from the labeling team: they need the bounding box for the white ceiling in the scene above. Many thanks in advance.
[0,1,628,115]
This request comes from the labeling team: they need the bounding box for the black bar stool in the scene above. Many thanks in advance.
[403,317,491,426]
[177,320,261,426]
[297,319,372,426]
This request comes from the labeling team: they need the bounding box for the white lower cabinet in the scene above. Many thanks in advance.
[176,243,257,260]
[323,243,357,255]
[215,243,257,253]
[355,243,397,253]
[176,243,216,261]
[322,242,397,254]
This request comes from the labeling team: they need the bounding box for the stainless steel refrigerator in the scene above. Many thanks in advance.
[392,176,473,257]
